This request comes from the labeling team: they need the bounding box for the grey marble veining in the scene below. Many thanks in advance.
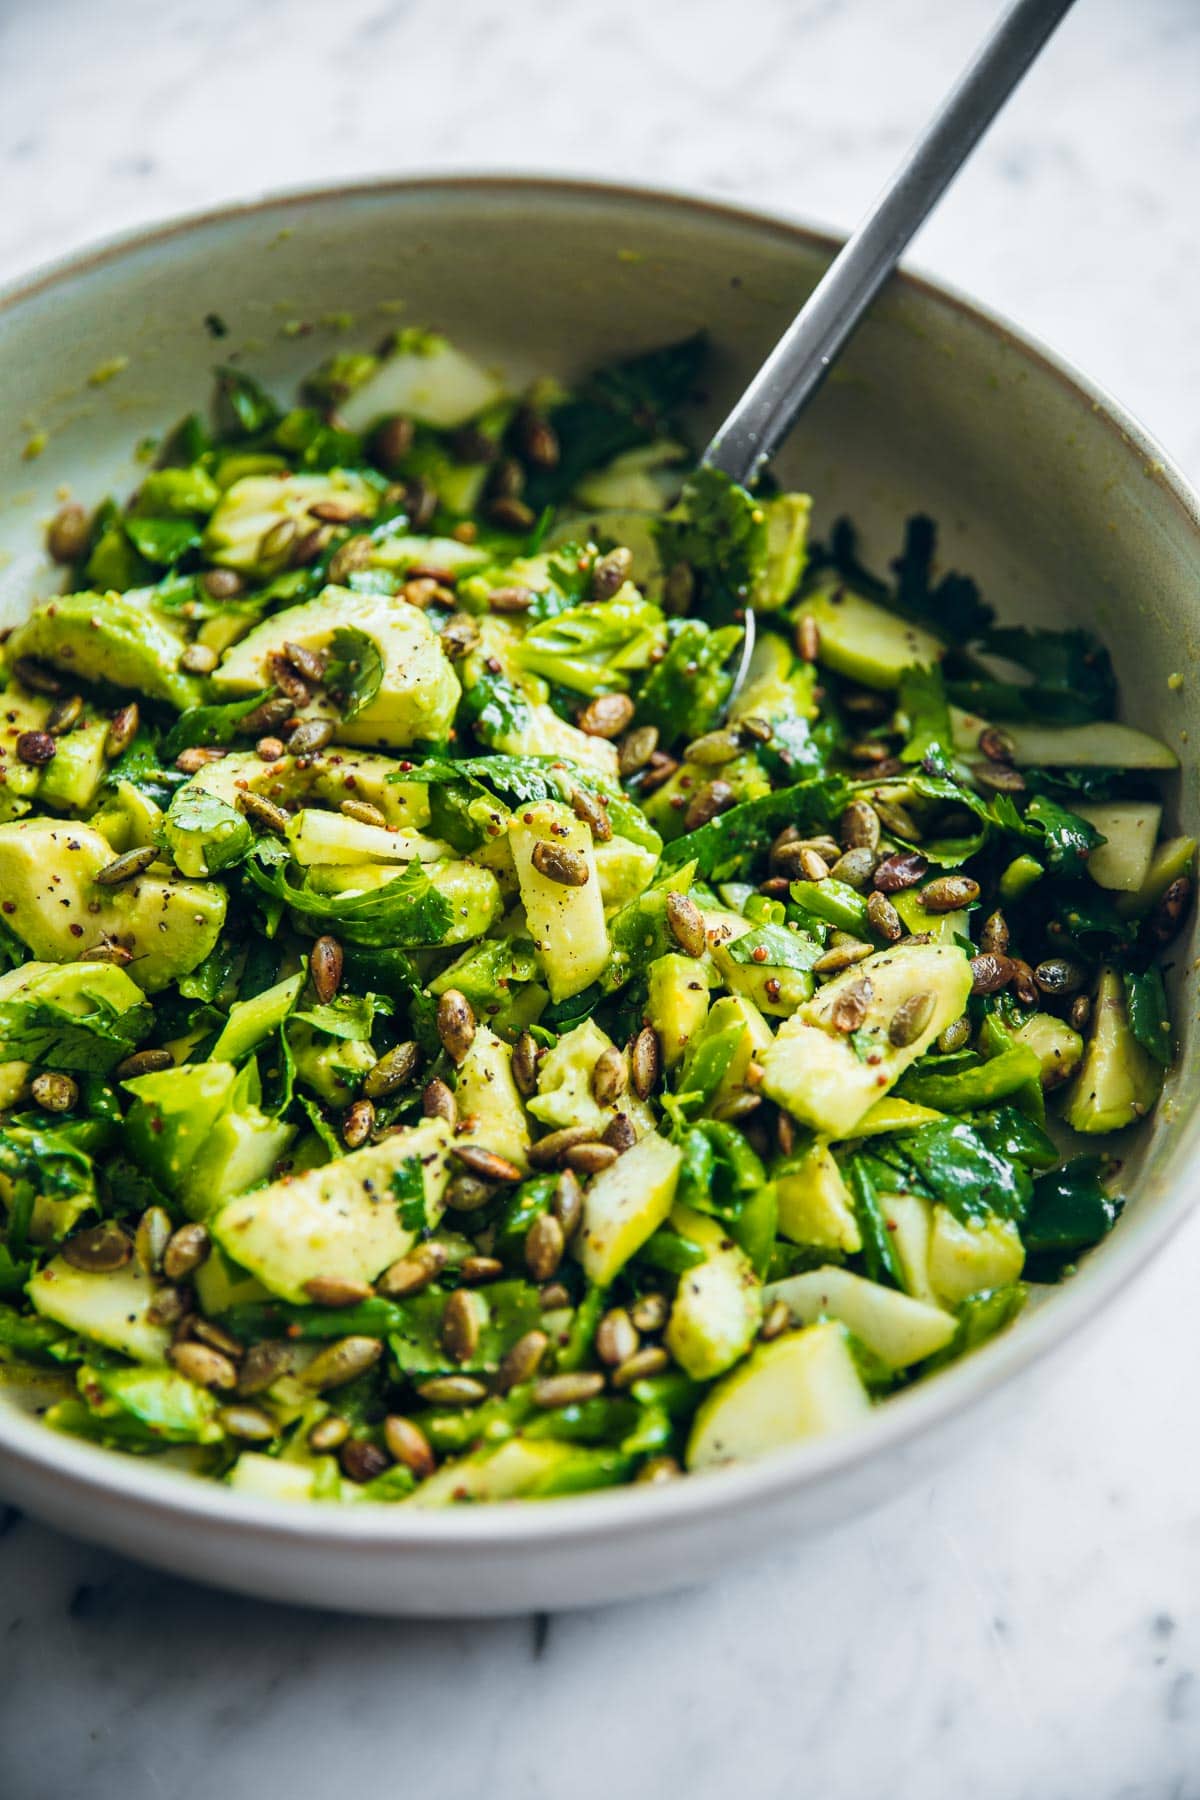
[1,2,1200,1795]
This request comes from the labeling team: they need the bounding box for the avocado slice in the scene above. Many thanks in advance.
[575,1129,683,1285]
[510,800,609,1002]
[6,592,203,711]
[212,1116,453,1301]
[926,1207,1025,1306]
[1013,1012,1084,1090]
[764,1266,956,1370]
[1115,835,1196,919]
[28,1256,171,1363]
[645,953,711,1070]
[124,1060,295,1219]
[1073,801,1162,892]
[336,332,506,434]
[775,1141,862,1253]
[452,1025,531,1172]
[799,579,945,689]
[949,706,1177,770]
[36,720,111,815]
[686,1321,872,1470]
[759,943,973,1139]
[186,748,432,830]
[202,471,380,575]
[212,584,460,750]
[1063,965,1164,1133]
[0,818,225,991]
[664,1203,762,1380]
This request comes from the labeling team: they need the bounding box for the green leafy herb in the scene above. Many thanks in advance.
[391,1156,428,1232]
[246,855,453,948]
[325,625,384,721]
[1123,965,1173,1067]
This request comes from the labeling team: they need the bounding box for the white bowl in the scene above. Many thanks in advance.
[0,176,1195,1615]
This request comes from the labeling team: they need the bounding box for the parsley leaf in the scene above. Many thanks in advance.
[391,1155,428,1232]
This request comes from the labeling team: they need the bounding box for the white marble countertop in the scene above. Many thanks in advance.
[2,1,1200,1794]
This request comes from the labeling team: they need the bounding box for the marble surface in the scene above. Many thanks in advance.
[1,1,1200,1795]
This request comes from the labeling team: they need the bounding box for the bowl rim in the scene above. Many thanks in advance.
[0,170,1197,1555]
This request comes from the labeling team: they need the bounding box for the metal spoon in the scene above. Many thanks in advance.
[704,0,1077,704]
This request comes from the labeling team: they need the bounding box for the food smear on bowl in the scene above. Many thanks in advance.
[0,327,1189,1504]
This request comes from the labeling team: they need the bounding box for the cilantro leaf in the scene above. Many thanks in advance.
[325,626,384,722]
[246,855,453,948]
[391,1156,428,1232]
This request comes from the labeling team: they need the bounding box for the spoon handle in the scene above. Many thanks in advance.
[703,0,1076,484]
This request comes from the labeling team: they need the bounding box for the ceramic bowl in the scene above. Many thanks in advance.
[0,177,1195,1615]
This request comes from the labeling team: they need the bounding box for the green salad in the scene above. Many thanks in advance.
[0,326,1189,1504]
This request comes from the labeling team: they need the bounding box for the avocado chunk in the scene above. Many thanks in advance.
[202,471,379,575]
[1073,801,1161,891]
[510,800,609,1002]
[124,1060,295,1219]
[0,958,152,1072]
[679,993,773,1117]
[759,944,973,1139]
[452,1025,531,1172]
[527,1020,650,1138]
[1064,965,1164,1133]
[686,1321,872,1470]
[28,1256,171,1363]
[212,584,460,749]
[775,1141,862,1253]
[927,1207,1025,1306]
[228,1453,339,1503]
[664,1204,762,1380]
[286,808,447,867]
[764,1266,956,1369]
[0,681,52,819]
[186,748,432,829]
[1115,835,1197,918]
[336,331,506,433]
[800,579,945,689]
[6,592,204,711]
[0,818,225,991]
[645,953,711,1069]
[212,1116,453,1301]
[36,719,111,815]
[1013,1012,1084,1090]
[575,1129,683,1285]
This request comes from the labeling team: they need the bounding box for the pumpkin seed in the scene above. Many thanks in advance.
[190,1317,243,1359]
[369,415,415,472]
[518,411,560,471]
[46,694,83,736]
[794,614,820,662]
[527,1125,601,1169]
[417,1375,489,1406]
[872,850,928,893]
[105,702,140,758]
[888,989,936,1046]
[591,545,633,600]
[304,1274,373,1307]
[979,910,1010,956]
[1009,959,1040,1006]
[441,1288,485,1362]
[16,730,56,767]
[170,1341,238,1390]
[760,1299,791,1342]
[446,1175,494,1213]
[440,613,480,660]
[601,1113,636,1153]
[460,1256,504,1285]
[831,977,874,1033]
[569,784,613,842]
[495,1329,550,1392]
[30,1070,77,1112]
[866,890,903,942]
[937,1015,973,1054]
[618,724,658,776]
[1152,877,1193,943]
[970,953,1015,995]
[341,1098,375,1149]
[596,1308,638,1367]
[630,1026,661,1099]
[46,502,90,565]
[630,1293,669,1333]
[1034,957,1086,996]
[975,763,1026,795]
[62,1222,133,1273]
[552,1168,584,1238]
[422,1076,457,1126]
[94,845,159,886]
[531,840,590,886]
[219,1405,277,1442]
[180,642,218,675]
[288,717,335,755]
[685,728,741,766]
[201,568,244,600]
[563,1141,619,1175]
[683,778,735,832]
[340,1440,390,1484]
[612,1345,670,1389]
[134,1205,172,1276]
[237,790,290,835]
[525,1212,565,1281]
[377,1244,446,1298]
[303,1336,384,1391]
[163,1222,211,1281]
[977,725,1017,762]
[147,1285,188,1327]
[175,746,226,774]
[11,657,62,695]
[308,1415,351,1452]
[1070,994,1092,1031]
[340,798,388,828]
[115,1047,173,1080]
[831,846,877,890]
[812,939,874,975]
[436,989,476,1064]
[577,692,635,739]
[239,695,295,738]
[454,1144,523,1185]
[665,890,706,958]
[532,1372,605,1409]
[362,1040,419,1100]
[237,1339,293,1395]
[385,1416,436,1478]
[487,496,535,531]
[920,874,980,912]
[590,1045,628,1108]
[839,800,881,851]
[511,1032,539,1097]
[309,934,343,1005]
[639,751,680,794]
